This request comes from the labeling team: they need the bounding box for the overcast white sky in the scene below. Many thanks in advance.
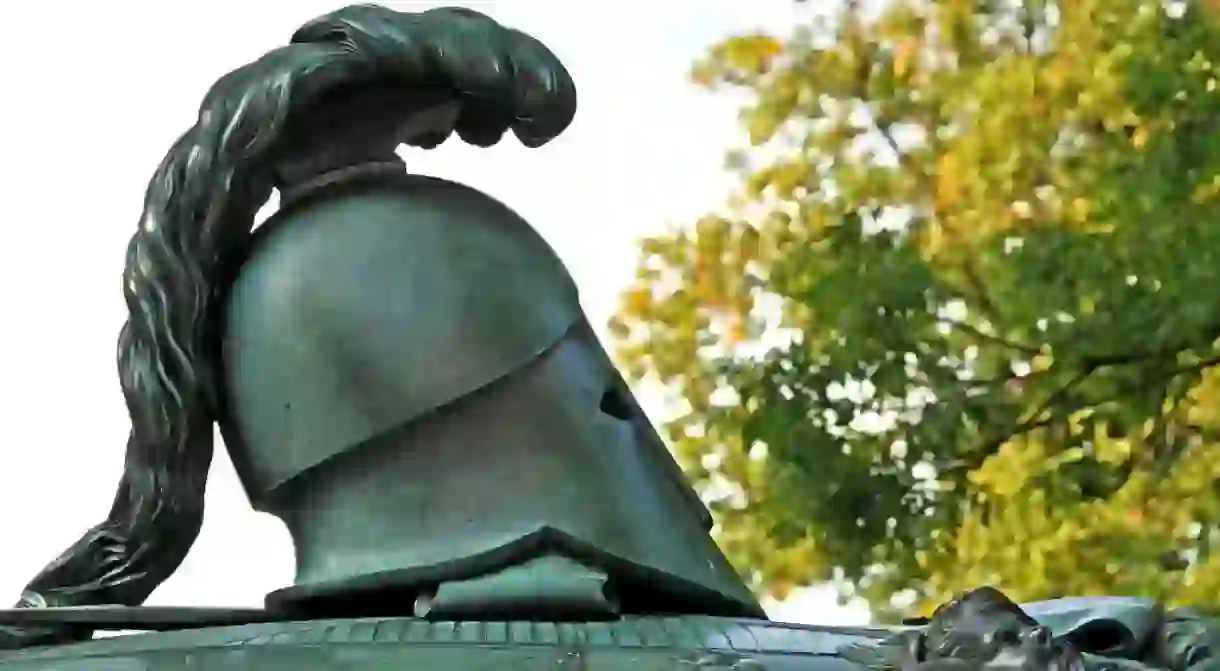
[0,1,867,625]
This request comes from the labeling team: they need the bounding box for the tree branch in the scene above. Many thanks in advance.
[940,317,1043,356]
[947,349,1220,477]
[870,114,1014,332]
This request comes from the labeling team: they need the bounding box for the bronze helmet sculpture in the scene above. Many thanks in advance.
[223,86,760,625]
[0,5,1215,671]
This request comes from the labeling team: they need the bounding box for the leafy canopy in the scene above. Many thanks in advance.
[611,0,1220,619]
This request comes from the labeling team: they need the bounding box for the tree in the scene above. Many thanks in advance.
[610,0,1220,620]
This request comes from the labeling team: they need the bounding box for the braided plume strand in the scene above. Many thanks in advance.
[1,4,575,649]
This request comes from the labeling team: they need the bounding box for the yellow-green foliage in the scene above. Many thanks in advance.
[611,0,1220,621]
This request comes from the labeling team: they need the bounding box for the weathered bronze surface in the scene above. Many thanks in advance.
[0,592,1213,670]
[0,615,889,670]
[0,4,1215,670]
[225,170,761,620]
[841,588,1218,671]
